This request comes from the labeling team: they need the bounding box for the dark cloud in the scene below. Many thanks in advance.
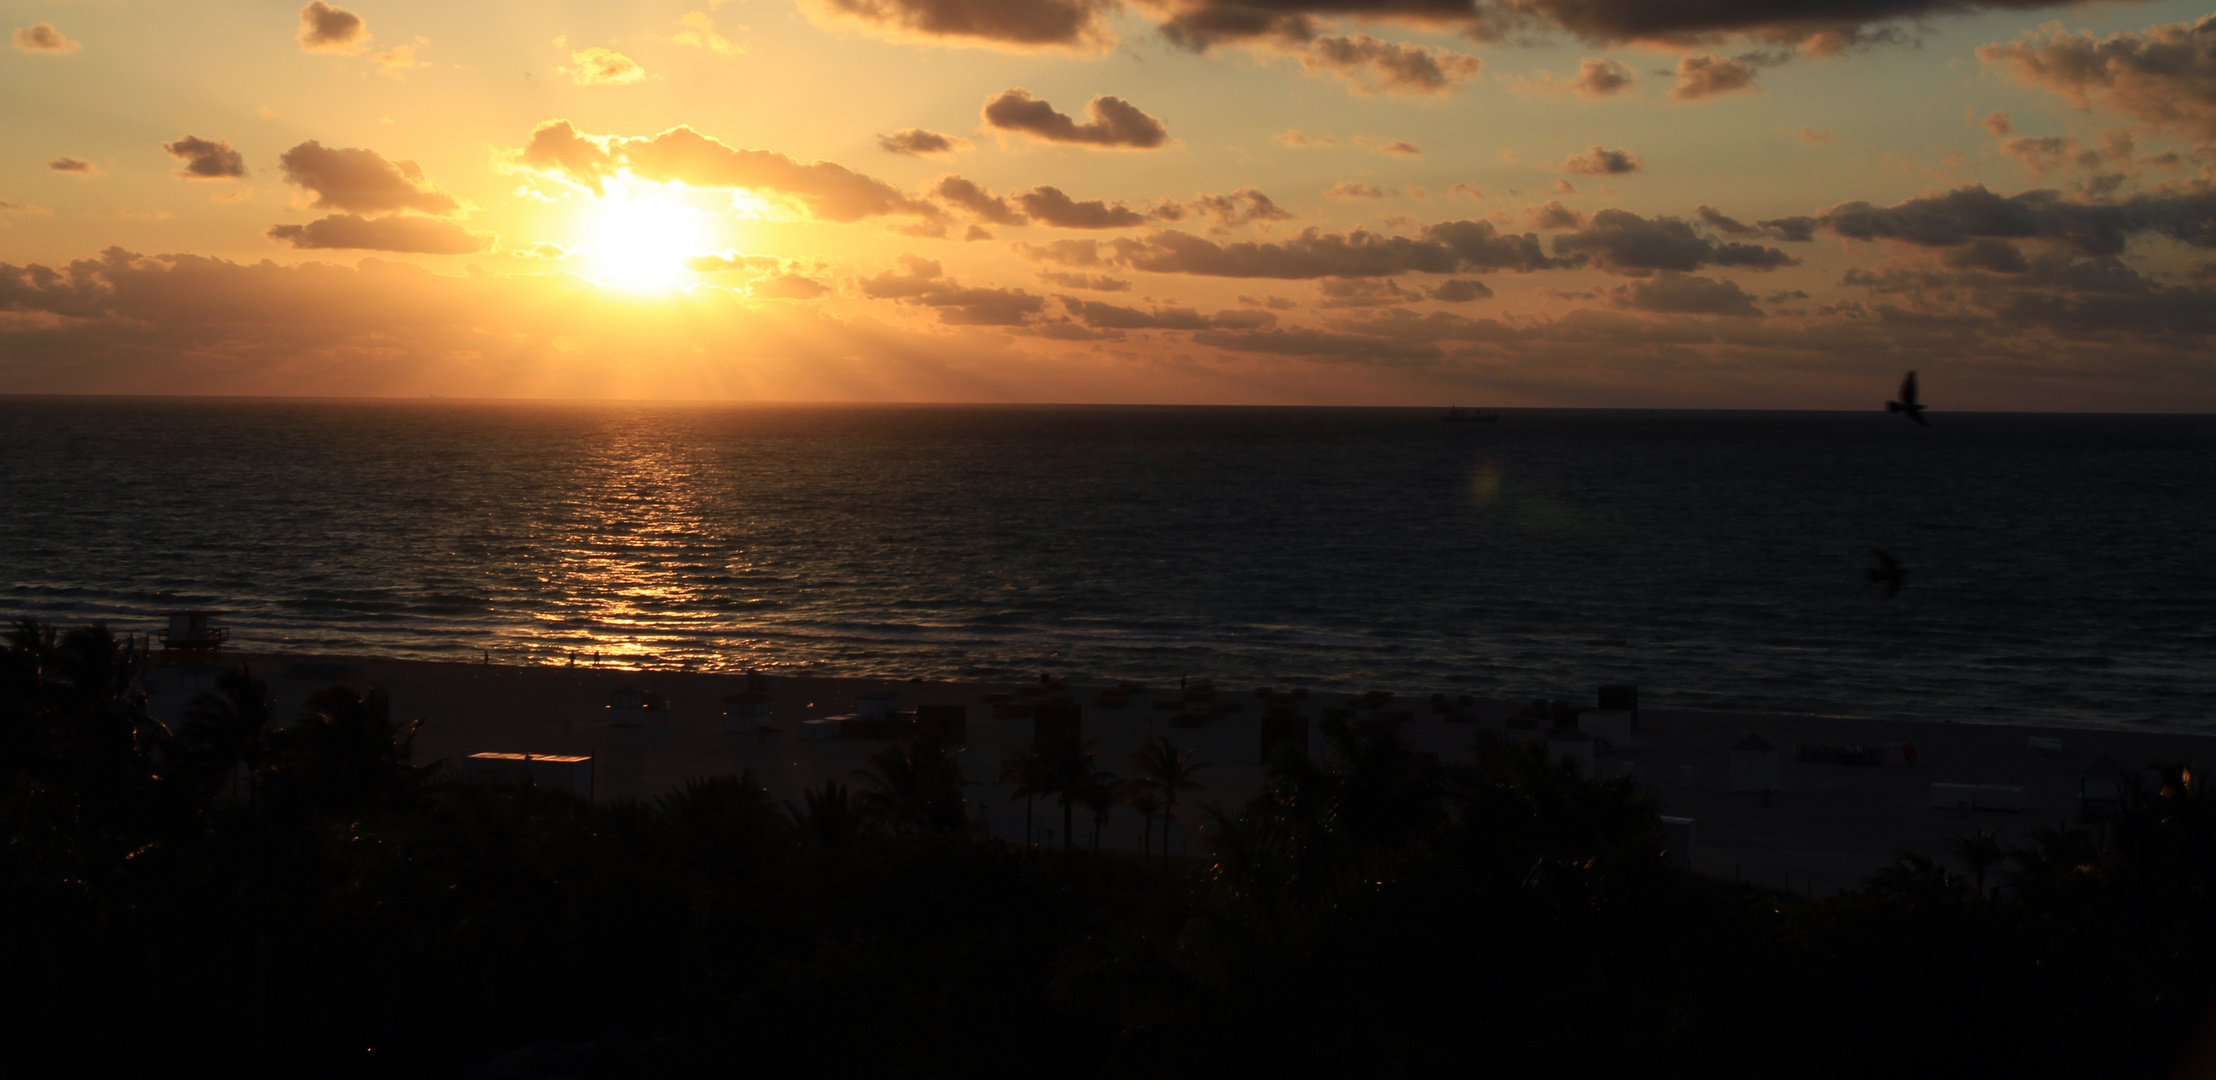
[1152,188,1295,230]
[981,89,1170,149]
[1695,204,1757,236]
[1015,186,1147,228]
[1978,16,2216,141]
[1313,277,1419,307]
[878,128,974,157]
[1562,145,1641,175]
[1039,271,1132,291]
[267,214,490,254]
[750,274,830,300]
[1607,272,1764,316]
[1527,201,1586,229]
[1943,238,2032,274]
[278,141,459,215]
[1190,326,1444,362]
[806,0,1114,51]
[1981,110,2014,136]
[516,121,941,222]
[1428,278,1493,301]
[933,175,1026,224]
[13,22,81,53]
[1759,215,1818,241]
[1570,57,1635,97]
[163,135,247,180]
[1061,297,1216,329]
[1553,208,1797,274]
[1670,54,1757,100]
[1022,221,1555,278]
[1817,185,2216,257]
[1297,34,1482,96]
[48,157,96,175]
[1326,181,1388,199]
[964,225,995,241]
[296,2,369,55]
[857,254,1044,324]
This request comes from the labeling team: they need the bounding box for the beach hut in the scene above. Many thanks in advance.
[158,610,229,666]
[461,752,594,799]
[1598,684,1639,729]
[1661,816,1695,871]
[2081,756,2135,819]
[607,686,647,727]
[1546,727,1596,770]
[1729,734,1779,793]
[1578,709,1632,752]
[722,690,773,734]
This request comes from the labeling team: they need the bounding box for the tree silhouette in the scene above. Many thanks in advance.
[1946,829,2005,899]
[1129,735,1207,865]
[996,744,1049,849]
[179,665,274,811]
[1076,767,1121,854]
[784,778,862,848]
[855,733,970,833]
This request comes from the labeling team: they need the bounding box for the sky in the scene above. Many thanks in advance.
[2,0,2213,409]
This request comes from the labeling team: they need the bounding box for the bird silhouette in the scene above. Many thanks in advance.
[1867,549,1908,598]
[1886,371,1929,426]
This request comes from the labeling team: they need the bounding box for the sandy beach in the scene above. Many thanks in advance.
[146,653,2216,897]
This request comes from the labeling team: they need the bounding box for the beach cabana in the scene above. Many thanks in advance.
[2080,756,2135,819]
[722,690,773,734]
[607,686,647,727]
[158,610,229,666]
[1729,734,1779,793]
[1578,709,1632,752]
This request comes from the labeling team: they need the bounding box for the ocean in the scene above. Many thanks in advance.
[3,397,2211,730]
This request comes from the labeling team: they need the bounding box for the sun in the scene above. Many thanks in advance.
[584,185,708,291]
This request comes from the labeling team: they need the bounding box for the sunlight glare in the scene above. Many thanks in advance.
[585,186,708,291]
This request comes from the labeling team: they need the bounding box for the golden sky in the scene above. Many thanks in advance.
[3,0,2214,408]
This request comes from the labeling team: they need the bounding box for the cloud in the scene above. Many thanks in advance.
[563,47,645,85]
[1428,278,1493,301]
[1296,34,1481,96]
[670,11,739,54]
[1527,201,1585,229]
[1020,221,1556,278]
[1060,297,1242,329]
[1817,185,2216,257]
[1150,188,1294,230]
[48,157,97,176]
[516,121,941,223]
[933,176,1026,224]
[802,0,1114,52]
[1977,16,2216,141]
[1981,110,2014,136]
[1670,54,1757,101]
[370,39,429,78]
[857,254,1045,324]
[1695,205,1757,236]
[1015,186,1146,228]
[163,135,247,181]
[1571,57,1635,97]
[513,242,572,260]
[1189,326,1443,362]
[879,128,973,157]
[1552,209,1797,274]
[1562,145,1641,175]
[278,141,459,215]
[1276,131,1422,155]
[1039,271,1132,291]
[1326,181,1388,199]
[750,273,830,299]
[267,214,491,254]
[1799,125,1836,143]
[12,23,80,53]
[296,2,369,55]
[1607,272,1764,316]
[981,89,1169,149]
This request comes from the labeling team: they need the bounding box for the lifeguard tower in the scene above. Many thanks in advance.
[159,611,229,666]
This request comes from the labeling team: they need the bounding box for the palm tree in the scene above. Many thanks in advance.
[855,734,970,832]
[180,665,274,810]
[1033,736,1101,850]
[996,745,1049,849]
[1129,735,1208,865]
[1946,828,2006,899]
[1076,768,1122,853]
[784,778,862,847]
[1120,780,1162,858]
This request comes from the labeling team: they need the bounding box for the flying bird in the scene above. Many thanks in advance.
[1886,371,1929,426]
[1867,549,1908,598]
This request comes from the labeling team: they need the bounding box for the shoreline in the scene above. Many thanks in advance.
[143,651,2216,896]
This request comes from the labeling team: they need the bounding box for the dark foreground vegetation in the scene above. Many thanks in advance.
[8,620,2216,1078]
